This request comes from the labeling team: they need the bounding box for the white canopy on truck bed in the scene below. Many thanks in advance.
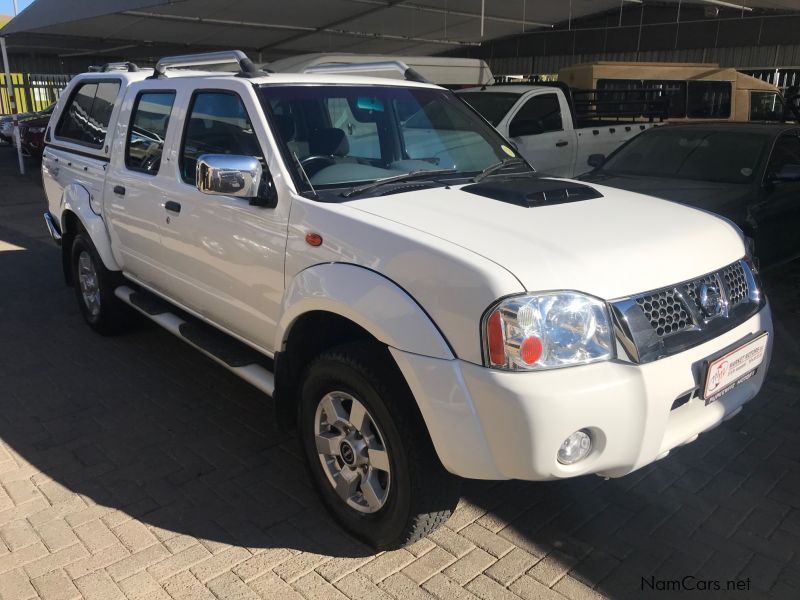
[266,54,493,87]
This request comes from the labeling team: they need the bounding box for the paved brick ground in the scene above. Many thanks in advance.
[0,145,798,600]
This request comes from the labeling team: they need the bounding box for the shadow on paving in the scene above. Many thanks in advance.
[0,146,798,598]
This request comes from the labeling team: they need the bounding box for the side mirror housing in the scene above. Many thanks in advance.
[197,154,274,206]
[771,163,800,183]
[587,153,605,168]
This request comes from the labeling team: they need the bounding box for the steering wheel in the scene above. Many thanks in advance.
[300,155,336,176]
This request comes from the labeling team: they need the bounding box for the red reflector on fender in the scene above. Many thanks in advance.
[487,310,505,366]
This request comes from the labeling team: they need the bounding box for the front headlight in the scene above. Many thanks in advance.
[483,292,614,370]
[29,127,46,134]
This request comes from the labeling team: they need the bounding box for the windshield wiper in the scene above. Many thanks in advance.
[472,157,533,183]
[341,168,458,198]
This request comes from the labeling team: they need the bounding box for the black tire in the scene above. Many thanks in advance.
[299,342,461,550]
[70,233,130,335]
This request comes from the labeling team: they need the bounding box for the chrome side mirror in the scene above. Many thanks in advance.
[196,154,262,198]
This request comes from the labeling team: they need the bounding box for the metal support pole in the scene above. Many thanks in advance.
[1,37,25,175]
[480,0,485,38]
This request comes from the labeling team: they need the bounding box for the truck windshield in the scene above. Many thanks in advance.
[457,91,520,126]
[258,85,515,193]
[601,128,770,184]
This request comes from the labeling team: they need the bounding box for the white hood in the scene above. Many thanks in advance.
[346,180,745,300]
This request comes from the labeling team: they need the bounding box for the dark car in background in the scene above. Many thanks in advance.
[0,104,54,151]
[580,123,800,267]
[0,111,33,143]
[19,114,50,158]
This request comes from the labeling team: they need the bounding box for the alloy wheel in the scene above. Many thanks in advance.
[314,391,392,513]
[77,250,101,317]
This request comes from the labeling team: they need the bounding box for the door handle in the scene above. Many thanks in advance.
[113,185,125,196]
[556,140,569,147]
[164,200,182,214]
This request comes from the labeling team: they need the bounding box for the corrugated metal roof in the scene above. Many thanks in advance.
[2,0,798,65]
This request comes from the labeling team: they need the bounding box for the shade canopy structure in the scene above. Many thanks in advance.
[2,0,797,65]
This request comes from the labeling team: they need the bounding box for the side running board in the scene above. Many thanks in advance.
[114,285,275,397]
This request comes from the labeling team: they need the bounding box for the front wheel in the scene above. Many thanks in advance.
[299,343,461,550]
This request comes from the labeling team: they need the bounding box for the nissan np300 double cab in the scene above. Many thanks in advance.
[42,51,773,549]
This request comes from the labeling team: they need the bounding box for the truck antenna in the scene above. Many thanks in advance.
[293,152,319,199]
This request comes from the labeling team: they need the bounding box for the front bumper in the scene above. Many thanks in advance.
[390,303,772,481]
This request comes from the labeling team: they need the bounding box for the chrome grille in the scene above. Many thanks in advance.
[634,261,750,339]
[635,290,693,337]
[722,262,749,305]
[683,273,721,318]
[611,260,764,364]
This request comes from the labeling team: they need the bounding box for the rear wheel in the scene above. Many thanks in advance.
[299,343,460,549]
[71,233,130,335]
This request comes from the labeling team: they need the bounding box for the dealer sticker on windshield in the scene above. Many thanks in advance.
[703,333,769,402]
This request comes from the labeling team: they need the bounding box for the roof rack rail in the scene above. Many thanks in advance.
[152,50,267,79]
[302,60,431,84]
[88,62,140,73]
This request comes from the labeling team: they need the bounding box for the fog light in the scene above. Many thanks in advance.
[557,429,592,465]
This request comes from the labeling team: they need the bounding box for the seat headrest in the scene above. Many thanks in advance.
[310,128,349,156]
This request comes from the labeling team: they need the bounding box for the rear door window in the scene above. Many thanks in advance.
[125,91,176,175]
[55,80,121,147]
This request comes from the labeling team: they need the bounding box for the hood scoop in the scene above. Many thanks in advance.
[462,177,603,208]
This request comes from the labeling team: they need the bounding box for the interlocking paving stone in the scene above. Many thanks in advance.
[146,542,212,582]
[106,543,170,582]
[378,572,438,600]
[0,147,798,599]
[30,569,81,600]
[206,571,262,600]
[401,546,458,584]
[73,570,125,600]
[63,542,129,579]
[247,572,304,600]
[464,574,525,600]
[358,549,417,583]
[484,548,540,587]
[334,572,396,600]
[0,520,40,552]
[0,569,38,600]
[291,571,350,600]
[161,571,217,600]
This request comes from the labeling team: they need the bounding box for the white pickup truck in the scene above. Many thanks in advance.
[458,83,660,177]
[42,51,772,549]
